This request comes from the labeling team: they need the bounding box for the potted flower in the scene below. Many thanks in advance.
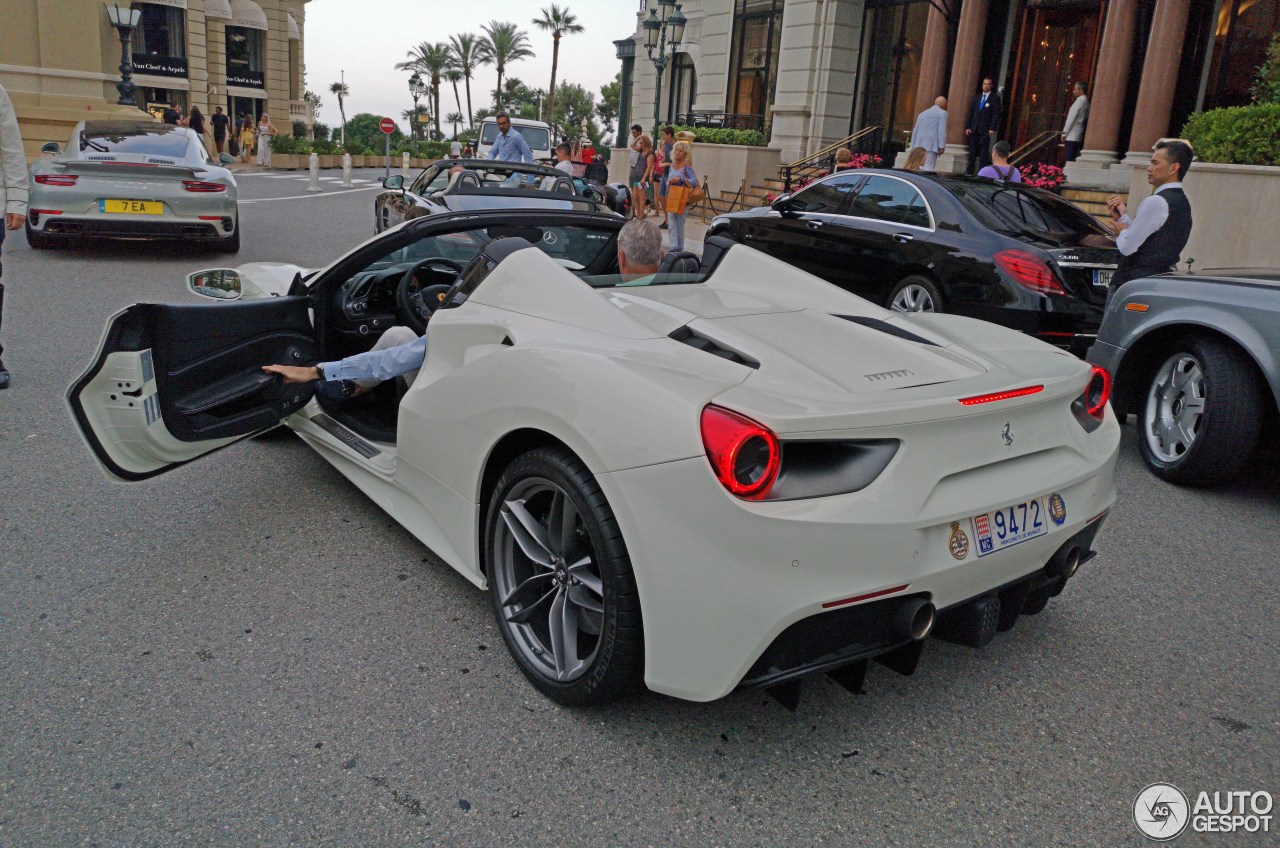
[1018,162,1065,192]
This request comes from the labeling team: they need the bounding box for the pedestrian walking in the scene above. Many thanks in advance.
[256,113,278,167]
[657,125,675,229]
[450,138,462,158]
[965,77,1001,175]
[0,83,27,389]
[664,141,699,252]
[486,112,534,164]
[238,114,255,163]
[1107,139,1194,291]
[978,140,1022,182]
[903,147,927,171]
[1062,81,1089,163]
[187,105,209,155]
[909,97,948,172]
[630,134,656,220]
[162,103,181,125]
[211,106,230,155]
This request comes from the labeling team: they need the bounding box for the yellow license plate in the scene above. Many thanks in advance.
[100,199,162,215]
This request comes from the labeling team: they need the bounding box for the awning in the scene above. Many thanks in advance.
[228,0,268,31]
[205,0,232,20]
[287,13,300,40]
[136,0,188,8]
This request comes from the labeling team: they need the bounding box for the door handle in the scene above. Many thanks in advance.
[806,220,824,230]
[893,232,914,243]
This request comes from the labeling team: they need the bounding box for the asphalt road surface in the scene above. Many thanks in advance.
[1,171,1276,846]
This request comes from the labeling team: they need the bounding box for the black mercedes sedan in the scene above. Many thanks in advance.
[373,159,620,234]
[709,170,1119,354]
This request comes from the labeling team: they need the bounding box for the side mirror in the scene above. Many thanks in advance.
[218,152,236,165]
[41,142,62,155]
[383,174,404,191]
[771,193,795,213]
[187,269,242,301]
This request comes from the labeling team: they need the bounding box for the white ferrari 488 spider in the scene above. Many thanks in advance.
[69,210,1119,706]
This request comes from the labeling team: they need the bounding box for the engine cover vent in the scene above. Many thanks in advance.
[833,315,938,347]
[669,326,759,369]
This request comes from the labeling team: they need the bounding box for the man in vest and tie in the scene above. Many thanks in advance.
[1107,139,1194,291]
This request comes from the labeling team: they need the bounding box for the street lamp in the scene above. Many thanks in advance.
[408,72,427,141]
[643,1,686,140]
[104,2,142,107]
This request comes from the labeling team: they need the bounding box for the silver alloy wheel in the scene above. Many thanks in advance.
[492,478,605,683]
[1144,352,1207,462]
[890,283,936,313]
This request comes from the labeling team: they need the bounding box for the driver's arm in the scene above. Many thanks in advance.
[264,332,428,384]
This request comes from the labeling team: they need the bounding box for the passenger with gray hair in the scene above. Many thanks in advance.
[617,218,663,283]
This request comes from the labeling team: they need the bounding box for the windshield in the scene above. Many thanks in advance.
[951,181,1110,238]
[367,224,619,276]
[79,127,189,159]
[480,122,551,152]
[415,163,575,195]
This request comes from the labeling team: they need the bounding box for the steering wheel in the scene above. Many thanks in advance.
[396,258,464,334]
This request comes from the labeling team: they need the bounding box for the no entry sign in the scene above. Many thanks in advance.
[379,117,395,134]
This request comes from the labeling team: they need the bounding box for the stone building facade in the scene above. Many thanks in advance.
[0,0,311,158]
[620,0,1277,184]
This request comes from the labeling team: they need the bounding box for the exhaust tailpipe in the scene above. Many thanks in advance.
[1046,545,1082,579]
[893,598,936,641]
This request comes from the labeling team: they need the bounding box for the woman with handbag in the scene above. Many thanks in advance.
[664,141,700,252]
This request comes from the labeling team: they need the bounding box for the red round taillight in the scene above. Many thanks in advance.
[1085,365,1111,419]
[700,405,780,500]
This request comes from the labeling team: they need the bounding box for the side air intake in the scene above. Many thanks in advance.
[669,326,759,369]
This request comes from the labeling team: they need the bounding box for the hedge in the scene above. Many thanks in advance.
[669,125,767,147]
[1179,104,1280,167]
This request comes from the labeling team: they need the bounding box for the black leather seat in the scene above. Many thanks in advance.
[697,235,739,275]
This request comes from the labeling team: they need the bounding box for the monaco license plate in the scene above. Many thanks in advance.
[100,199,161,215]
[972,498,1048,557]
[1092,268,1114,288]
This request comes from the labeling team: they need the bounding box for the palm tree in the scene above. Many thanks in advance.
[396,41,454,140]
[533,5,584,119]
[446,112,464,139]
[328,81,349,144]
[479,21,533,112]
[445,69,464,121]
[449,32,486,129]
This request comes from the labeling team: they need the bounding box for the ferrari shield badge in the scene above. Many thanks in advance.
[948,521,970,560]
[1048,492,1067,525]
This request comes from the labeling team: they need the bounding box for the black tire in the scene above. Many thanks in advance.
[886,274,943,314]
[25,220,58,250]
[1137,336,1264,487]
[484,446,644,706]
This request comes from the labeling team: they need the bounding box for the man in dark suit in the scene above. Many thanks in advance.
[966,77,1001,175]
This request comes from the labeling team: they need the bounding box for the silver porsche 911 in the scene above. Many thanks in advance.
[27,120,240,253]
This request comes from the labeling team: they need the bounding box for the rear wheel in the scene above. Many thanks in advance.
[1138,337,1263,486]
[485,446,644,706]
[887,275,943,313]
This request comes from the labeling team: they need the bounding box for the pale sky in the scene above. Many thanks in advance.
[304,0,640,134]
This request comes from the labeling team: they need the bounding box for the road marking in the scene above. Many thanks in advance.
[240,185,382,203]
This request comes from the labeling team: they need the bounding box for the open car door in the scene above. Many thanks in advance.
[68,297,316,481]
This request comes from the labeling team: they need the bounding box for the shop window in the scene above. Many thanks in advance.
[226,25,265,89]
[726,0,784,127]
[132,2,187,78]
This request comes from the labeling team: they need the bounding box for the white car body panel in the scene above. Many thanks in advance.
[71,226,1119,702]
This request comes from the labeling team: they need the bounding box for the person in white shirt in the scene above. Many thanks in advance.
[450,139,463,158]
[909,97,948,172]
[0,83,28,389]
[553,143,576,175]
[1106,139,1194,290]
[1062,81,1089,162]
